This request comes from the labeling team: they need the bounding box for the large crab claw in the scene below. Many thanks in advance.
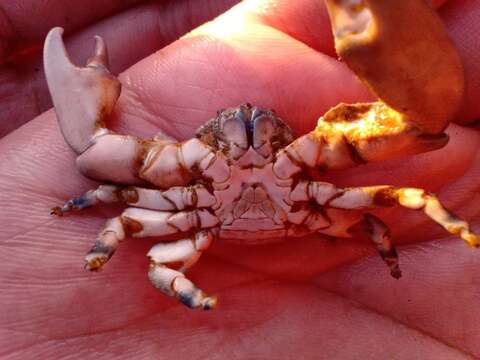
[279,0,465,171]
[325,0,464,135]
[44,28,121,154]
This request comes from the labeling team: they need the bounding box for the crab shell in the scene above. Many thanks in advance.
[44,1,477,310]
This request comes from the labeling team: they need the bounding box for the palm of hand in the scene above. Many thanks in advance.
[0,0,479,358]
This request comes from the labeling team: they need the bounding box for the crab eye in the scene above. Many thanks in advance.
[221,112,248,159]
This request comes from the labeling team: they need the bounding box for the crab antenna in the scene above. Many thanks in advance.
[44,27,121,154]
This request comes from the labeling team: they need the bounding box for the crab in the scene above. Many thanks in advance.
[44,0,478,310]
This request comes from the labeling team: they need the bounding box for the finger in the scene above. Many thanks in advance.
[245,0,449,57]
[0,0,240,61]
[0,0,239,137]
[244,0,336,56]
[0,0,145,61]
[114,18,370,139]
[441,0,480,123]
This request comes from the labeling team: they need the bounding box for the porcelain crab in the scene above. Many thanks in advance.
[44,0,478,310]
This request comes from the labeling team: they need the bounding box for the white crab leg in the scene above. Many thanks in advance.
[291,181,479,248]
[51,184,217,215]
[148,230,217,309]
[84,208,219,271]
[44,28,121,153]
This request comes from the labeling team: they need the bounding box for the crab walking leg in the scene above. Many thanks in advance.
[84,208,220,271]
[363,214,401,279]
[148,230,217,309]
[291,182,479,247]
[51,184,216,215]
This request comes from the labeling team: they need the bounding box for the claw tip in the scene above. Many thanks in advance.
[391,268,402,279]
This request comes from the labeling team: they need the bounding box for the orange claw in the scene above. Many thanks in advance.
[324,0,464,134]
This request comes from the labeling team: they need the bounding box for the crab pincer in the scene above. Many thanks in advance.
[282,0,465,172]
[44,28,121,154]
[325,0,464,133]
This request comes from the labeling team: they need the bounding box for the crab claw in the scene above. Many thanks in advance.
[277,1,464,173]
[315,102,449,163]
[325,0,464,134]
[44,27,121,154]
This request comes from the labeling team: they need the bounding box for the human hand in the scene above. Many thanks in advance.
[1,0,479,358]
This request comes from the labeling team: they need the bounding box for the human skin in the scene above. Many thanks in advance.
[0,0,479,358]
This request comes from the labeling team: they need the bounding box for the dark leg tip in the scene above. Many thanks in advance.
[201,296,218,310]
[51,207,63,216]
[390,268,402,279]
[84,253,109,271]
[84,264,103,272]
[178,292,218,310]
[178,293,196,309]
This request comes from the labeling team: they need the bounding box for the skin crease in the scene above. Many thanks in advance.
[0,0,479,358]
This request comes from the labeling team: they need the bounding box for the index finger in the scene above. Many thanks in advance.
[0,0,146,61]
